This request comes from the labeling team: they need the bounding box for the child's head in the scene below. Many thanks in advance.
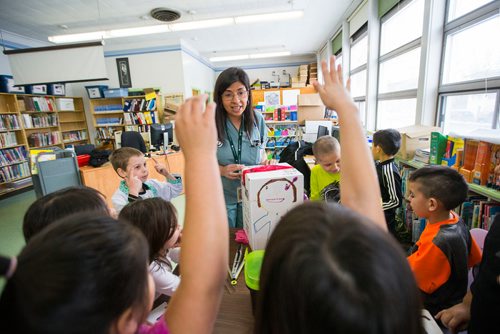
[109,147,147,180]
[312,136,341,174]
[23,186,110,242]
[407,166,468,218]
[119,198,180,263]
[372,129,401,160]
[255,202,422,334]
[1,213,153,333]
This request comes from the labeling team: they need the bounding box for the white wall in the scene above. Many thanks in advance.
[181,51,215,99]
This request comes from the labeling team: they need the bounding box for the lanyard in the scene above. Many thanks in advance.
[226,119,243,164]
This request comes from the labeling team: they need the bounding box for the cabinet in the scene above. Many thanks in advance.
[0,93,90,196]
[89,95,161,149]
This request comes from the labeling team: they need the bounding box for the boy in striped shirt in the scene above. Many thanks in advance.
[372,129,403,236]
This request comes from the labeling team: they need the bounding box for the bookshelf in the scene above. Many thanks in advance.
[0,93,90,197]
[89,95,161,149]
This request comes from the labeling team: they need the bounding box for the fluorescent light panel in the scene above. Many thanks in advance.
[210,51,291,62]
[49,10,304,43]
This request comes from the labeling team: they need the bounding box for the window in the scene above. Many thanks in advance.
[439,1,499,133]
[439,92,498,134]
[380,0,425,55]
[378,47,421,93]
[377,98,417,129]
[336,54,343,69]
[350,70,367,98]
[447,0,494,22]
[350,35,368,69]
[355,100,367,126]
[441,14,500,84]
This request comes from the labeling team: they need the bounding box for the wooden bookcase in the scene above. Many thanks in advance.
[89,95,161,149]
[0,93,90,197]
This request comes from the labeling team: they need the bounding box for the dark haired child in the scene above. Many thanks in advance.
[407,166,482,316]
[109,147,183,212]
[119,198,182,298]
[0,95,228,333]
[372,128,403,235]
[23,185,111,242]
[310,135,341,202]
[254,56,424,333]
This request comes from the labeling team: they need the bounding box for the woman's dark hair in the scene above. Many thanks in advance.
[214,67,254,142]
[119,198,178,264]
[254,202,423,334]
[23,186,110,242]
[0,213,150,334]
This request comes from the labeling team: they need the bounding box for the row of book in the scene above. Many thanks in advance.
[123,111,159,125]
[96,127,116,140]
[19,96,57,112]
[430,132,499,189]
[27,132,60,148]
[0,177,32,195]
[0,114,20,131]
[21,113,58,129]
[459,195,499,231]
[62,130,88,143]
[123,98,156,112]
[0,161,30,183]
[0,132,18,147]
[95,117,123,125]
[124,125,151,132]
[93,104,123,112]
[0,146,28,167]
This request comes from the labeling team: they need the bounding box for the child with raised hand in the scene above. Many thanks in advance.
[310,135,341,202]
[119,198,182,298]
[254,57,423,333]
[109,147,183,212]
[0,95,228,334]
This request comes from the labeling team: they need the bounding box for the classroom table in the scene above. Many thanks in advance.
[213,228,254,334]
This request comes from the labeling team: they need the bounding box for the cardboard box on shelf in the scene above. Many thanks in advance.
[297,94,326,125]
[396,125,442,160]
[242,163,304,250]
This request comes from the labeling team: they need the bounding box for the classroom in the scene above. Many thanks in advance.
[0,0,499,333]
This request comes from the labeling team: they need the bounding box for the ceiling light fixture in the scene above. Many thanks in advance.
[48,10,304,44]
[209,51,291,62]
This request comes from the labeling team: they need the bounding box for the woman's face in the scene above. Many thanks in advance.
[221,81,248,119]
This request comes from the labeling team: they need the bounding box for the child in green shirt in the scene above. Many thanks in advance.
[310,135,341,201]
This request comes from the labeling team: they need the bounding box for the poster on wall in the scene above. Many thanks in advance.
[116,58,132,88]
[264,91,280,107]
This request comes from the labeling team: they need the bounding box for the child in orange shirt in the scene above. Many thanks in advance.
[406,166,482,316]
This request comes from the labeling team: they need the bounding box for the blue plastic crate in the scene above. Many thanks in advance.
[85,85,109,99]
[103,88,128,98]
[25,84,48,95]
[0,75,26,94]
[47,83,66,96]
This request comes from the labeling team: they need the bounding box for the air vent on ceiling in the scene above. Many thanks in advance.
[150,8,181,22]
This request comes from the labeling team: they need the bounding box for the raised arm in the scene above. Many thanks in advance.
[313,56,386,230]
[165,95,228,333]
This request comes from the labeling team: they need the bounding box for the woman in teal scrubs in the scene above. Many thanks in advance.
[215,67,268,228]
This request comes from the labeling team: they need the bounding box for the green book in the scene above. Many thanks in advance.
[430,132,447,165]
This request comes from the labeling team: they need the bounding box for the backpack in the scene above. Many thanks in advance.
[89,149,112,167]
[279,140,313,196]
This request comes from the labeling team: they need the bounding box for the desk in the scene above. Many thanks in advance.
[79,152,184,207]
[213,228,254,334]
[304,154,316,170]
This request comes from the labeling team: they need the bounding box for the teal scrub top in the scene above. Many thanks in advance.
[217,112,268,204]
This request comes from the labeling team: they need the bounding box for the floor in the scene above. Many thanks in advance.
[0,188,185,291]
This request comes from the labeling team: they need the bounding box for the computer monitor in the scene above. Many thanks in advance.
[150,123,173,151]
[317,125,329,139]
[331,125,340,143]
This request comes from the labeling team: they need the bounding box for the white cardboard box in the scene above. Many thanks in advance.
[55,98,75,111]
[242,163,304,250]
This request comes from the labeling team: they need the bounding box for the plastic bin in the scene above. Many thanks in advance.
[104,88,128,98]
[244,250,265,315]
[77,154,90,167]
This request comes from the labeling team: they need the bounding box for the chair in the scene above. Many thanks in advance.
[467,228,488,289]
[121,131,147,153]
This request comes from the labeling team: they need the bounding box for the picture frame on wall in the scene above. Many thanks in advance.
[116,57,132,88]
